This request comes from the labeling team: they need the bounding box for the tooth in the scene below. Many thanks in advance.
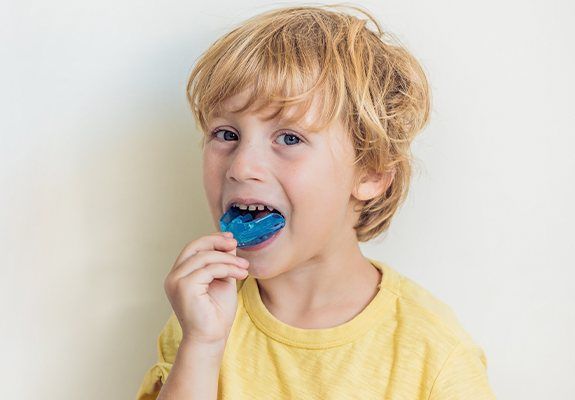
[232,202,278,212]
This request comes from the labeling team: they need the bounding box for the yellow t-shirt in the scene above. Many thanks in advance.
[136,259,496,399]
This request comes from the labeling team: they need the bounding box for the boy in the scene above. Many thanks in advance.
[136,4,496,399]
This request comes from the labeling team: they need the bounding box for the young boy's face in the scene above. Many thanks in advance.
[202,87,367,277]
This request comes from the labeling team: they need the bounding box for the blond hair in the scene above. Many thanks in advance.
[186,3,431,242]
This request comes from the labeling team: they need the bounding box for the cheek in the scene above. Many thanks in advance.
[202,155,223,203]
[299,160,353,223]
[286,163,341,219]
[202,148,227,177]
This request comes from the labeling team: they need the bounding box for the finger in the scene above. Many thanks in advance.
[171,249,249,281]
[215,230,232,237]
[185,263,249,289]
[219,231,237,255]
[172,233,238,270]
[212,232,240,256]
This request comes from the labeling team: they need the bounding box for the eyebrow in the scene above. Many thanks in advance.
[209,112,310,132]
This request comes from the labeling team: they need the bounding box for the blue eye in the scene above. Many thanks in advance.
[211,130,302,146]
[275,132,302,146]
[212,129,238,141]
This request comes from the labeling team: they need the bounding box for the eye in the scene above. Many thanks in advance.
[210,129,303,146]
[211,129,238,141]
[275,132,303,146]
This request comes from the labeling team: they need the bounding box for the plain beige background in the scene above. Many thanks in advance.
[1,0,574,399]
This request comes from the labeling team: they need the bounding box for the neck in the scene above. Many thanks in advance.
[256,241,382,321]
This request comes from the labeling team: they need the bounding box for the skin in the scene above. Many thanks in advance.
[202,87,395,328]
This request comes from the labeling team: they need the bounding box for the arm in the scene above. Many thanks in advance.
[156,337,225,400]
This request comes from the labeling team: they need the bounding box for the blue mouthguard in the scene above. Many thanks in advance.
[219,207,286,248]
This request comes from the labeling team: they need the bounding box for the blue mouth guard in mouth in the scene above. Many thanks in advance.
[219,206,286,248]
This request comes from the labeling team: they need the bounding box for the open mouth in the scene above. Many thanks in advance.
[229,205,284,220]
[220,205,286,248]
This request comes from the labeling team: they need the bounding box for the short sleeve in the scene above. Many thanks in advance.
[135,312,182,400]
[427,342,497,400]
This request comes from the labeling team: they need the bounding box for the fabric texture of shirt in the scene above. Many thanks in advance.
[135,258,496,399]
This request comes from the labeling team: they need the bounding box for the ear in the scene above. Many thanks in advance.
[352,167,396,203]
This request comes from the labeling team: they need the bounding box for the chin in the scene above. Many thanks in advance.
[247,261,290,281]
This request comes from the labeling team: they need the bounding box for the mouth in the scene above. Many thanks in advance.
[219,204,286,248]
[222,198,287,221]
[223,204,284,220]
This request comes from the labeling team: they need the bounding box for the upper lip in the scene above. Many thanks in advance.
[224,197,285,216]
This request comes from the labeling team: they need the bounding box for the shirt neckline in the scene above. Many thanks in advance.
[241,258,399,349]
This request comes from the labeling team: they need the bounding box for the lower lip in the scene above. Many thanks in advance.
[239,229,283,251]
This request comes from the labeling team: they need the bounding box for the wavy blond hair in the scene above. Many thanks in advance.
[186,3,431,242]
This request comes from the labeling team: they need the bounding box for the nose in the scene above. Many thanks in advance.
[225,139,267,182]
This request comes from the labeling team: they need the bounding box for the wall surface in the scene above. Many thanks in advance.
[1,0,573,398]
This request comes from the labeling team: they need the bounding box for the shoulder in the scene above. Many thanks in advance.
[375,259,480,348]
[371,260,495,398]
[396,270,489,366]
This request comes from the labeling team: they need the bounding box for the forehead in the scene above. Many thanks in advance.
[211,87,333,133]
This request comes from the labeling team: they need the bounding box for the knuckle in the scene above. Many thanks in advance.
[182,239,199,253]
[174,277,188,290]
[163,277,175,292]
